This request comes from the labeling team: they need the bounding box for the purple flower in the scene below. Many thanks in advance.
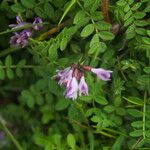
[10,30,32,47]
[91,68,112,81]
[64,77,78,100]
[78,76,88,96]
[53,67,73,87]
[33,17,43,30]
[9,16,29,30]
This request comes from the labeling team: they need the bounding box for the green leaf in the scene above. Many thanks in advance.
[111,135,125,150]
[145,130,150,138]
[128,0,134,5]
[67,133,76,149]
[73,10,86,25]
[117,0,127,6]
[60,38,68,51]
[0,67,5,80]
[126,24,135,39]
[98,31,115,40]
[124,17,134,27]
[6,68,14,79]
[130,130,143,137]
[5,55,12,67]
[44,3,54,19]
[146,121,150,128]
[127,109,143,117]
[48,44,58,60]
[133,12,146,19]
[116,108,126,116]
[147,30,150,36]
[34,7,47,18]
[124,10,132,21]
[16,68,23,77]
[131,2,141,11]
[94,95,108,105]
[55,98,70,111]
[21,90,35,108]
[36,94,44,105]
[21,0,36,8]
[135,28,146,36]
[134,20,149,27]
[142,37,150,45]
[95,21,111,30]
[91,115,101,122]
[143,67,150,73]
[80,95,92,102]
[143,5,150,13]
[17,59,26,68]
[131,121,143,128]
[124,4,130,12]
[123,97,144,106]
[89,34,105,55]
[11,4,26,13]
[104,105,115,113]
[81,24,94,37]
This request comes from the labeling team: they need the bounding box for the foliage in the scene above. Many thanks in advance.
[0,0,150,149]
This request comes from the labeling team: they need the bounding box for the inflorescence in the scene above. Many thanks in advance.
[9,16,42,47]
[52,64,112,100]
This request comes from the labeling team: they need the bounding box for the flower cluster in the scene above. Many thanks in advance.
[9,16,42,47]
[53,64,112,100]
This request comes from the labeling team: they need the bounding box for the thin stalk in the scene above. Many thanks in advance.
[117,56,127,81]
[72,101,89,126]
[0,65,44,69]
[0,47,22,58]
[0,116,23,150]
[0,22,48,36]
[94,130,116,139]
[77,0,98,33]
[143,91,147,139]
[102,127,129,137]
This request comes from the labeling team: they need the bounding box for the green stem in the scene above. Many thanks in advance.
[77,0,98,33]
[72,101,89,126]
[102,127,129,137]
[117,56,127,81]
[0,116,23,150]
[0,29,12,35]
[0,47,22,58]
[143,91,147,139]
[0,65,44,69]
[0,22,48,36]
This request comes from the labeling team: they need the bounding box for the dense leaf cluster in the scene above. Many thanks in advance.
[0,0,150,149]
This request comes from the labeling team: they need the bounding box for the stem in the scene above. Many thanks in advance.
[37,19,72,41]
[77,0,98,33]
[0,22,48,36]
[0,116,23,150]
[101,0,110,22]
[117,56,127,81]
[0,65,43,69]
[72,101,89,126]
[0,47,22,58]
[143,91,147,139]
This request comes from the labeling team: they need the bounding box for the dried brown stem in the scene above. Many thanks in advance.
[101,0,110,22]
[37,19,72,41]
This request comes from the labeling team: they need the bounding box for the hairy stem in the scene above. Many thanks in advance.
[101,0,110,22]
